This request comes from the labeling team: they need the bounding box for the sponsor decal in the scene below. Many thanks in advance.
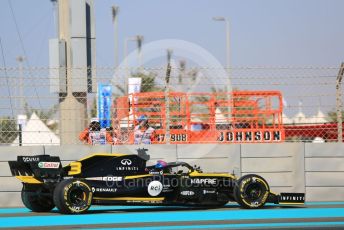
[171,134,187,142]
[22,157,40,162]
[190,178,217,185]
[115,166,139,171]
[217,130,282,142]
[98,84,112,128]
[86,176,122,181]
[85,177,102,180]
[126,200,163,204]
[149,171,164,175]
[121,159,132,165]
[116,159,138,171]
[180,190,195,196]
[102,176,122,182]
[162,184,172,192]
[147,181,163,196]
[63,176,73,179]
[280,194,305,202]
[203,190,216,195]
[156,134,188,142]
[38,162,60,169]
[91,187,117,193]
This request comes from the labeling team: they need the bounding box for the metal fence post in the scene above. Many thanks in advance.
[165,49,172,144]
[336,63,344,142]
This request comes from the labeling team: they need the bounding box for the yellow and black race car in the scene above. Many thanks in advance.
[8,149,304,214]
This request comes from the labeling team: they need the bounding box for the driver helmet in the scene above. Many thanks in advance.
[155,160,167,169]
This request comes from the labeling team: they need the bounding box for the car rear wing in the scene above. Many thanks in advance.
[8,155,64,182]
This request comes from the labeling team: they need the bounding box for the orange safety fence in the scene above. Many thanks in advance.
[113,90,285,144]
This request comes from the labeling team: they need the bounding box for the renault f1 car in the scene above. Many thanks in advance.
[8,149,305,214]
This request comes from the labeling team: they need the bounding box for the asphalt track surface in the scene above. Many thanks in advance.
[1,202,344,229]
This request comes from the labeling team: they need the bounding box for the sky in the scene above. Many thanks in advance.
[0,0,344,118]
[1,0,344,68]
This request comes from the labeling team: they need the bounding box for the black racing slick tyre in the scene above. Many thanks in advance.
[234,174,270,209]
[21,187,55,212]
[53,179,93,214]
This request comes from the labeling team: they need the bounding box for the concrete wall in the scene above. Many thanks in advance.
[305,143,344,201]
[0,143,343,207]
[241,143,305,194]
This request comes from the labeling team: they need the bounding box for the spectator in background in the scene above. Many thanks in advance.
[134,115,155,144]
[112,119,121,144]
[106,126,120,145]
[79,120,113,145]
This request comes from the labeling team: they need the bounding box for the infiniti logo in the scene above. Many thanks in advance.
[120,159,132,165]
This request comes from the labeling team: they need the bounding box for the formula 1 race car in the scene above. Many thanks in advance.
[8,149,305,214]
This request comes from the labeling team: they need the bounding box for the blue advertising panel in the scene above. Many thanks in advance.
[97,84,112,128]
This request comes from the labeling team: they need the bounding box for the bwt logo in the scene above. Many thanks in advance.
[120,159,132,166]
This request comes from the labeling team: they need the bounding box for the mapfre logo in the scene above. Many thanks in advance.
[190,178,217,185]
[121,159,132,165]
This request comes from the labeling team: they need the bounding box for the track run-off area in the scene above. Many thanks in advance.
[1,202,344,229]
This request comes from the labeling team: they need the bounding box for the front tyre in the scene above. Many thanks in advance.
[53,179,92,214]
[234,174,270,209]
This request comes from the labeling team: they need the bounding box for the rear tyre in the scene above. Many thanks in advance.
[21,185,55,212]
[234,174,270,209]
[53,179,92,214]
